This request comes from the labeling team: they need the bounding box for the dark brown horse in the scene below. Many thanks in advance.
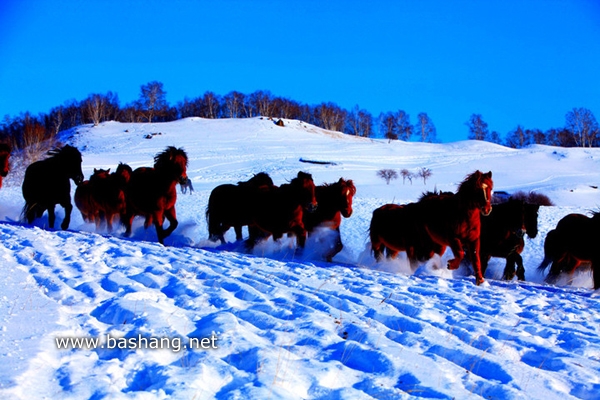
[245,171,318,252]
[121,147,188,244]
[22,145,84,230]
[370,201,446,269]
[303,178,356,261]
[75,168,111,226]
[479,199,539,280]
[0,143,11,189]
[206,172,275,244]
[538,212,600,289]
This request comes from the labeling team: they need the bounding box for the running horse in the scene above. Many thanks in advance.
[416,170,493,284]
[0,143,11,189]
[88,163,133,232]
[22,145,84,229]
[479,199,539,280]
[245,171,317,253]
[206,172,275,244]
[538,212,600,289]
[370,200,446,269]
[303,178,356,261]
[121,147,188,244]
[371,171,493,284]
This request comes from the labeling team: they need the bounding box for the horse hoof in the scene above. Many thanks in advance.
[447,259,460,270]
[476,277,485,286]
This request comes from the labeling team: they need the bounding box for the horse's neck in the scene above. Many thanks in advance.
[316,186,338,213]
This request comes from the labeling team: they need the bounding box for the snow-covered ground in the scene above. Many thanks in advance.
[0,117,599,399]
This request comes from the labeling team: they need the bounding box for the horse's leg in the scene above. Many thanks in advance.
[480,253,491,278]
[61,201,73,230]
[324,227,343,262]
[47,204,56,229]
[106,212,114,232]
[446,238,465,270]
[593,258,600,290]
[502,253,517,281]
[234,225,243,241]
[161,207,179,241]
[122,212,134,237]
[515,254,526,281]
[153,210,167,244]
[464,239,484,285]
[245,225,266,251]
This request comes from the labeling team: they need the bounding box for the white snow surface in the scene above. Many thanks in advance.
[0,117,599,399]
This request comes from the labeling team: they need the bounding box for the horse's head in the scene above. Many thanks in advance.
[49,145,84,185]
[115,163,133,183]
[478,171,494,216]
[242,172,274,189]
[524,203,540,238]
[154,146,188,184]
[0,143,11,178]
[338,178,357,218]
[293,171,318,213]
[459,170,493,216]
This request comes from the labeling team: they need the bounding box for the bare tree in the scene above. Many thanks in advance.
[377,169,398,185]
[400,168,413,184]
[565,107,599,148]
[223,91,245,118]
[379,112,398,141]
[139,81,168,123]
[417,167,432,184]
[415,112,437,142]
[396,110,412,141]
[466,114,489,140]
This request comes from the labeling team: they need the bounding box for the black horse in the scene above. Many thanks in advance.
[538,212,600,289]
[206,172,275,244]
[22,145,84,230]
[479,199,539,280]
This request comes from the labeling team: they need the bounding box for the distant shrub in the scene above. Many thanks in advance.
[510,190,554,206]
[377,169,398,185]
[417,167,433,184]
[400,169,413,185]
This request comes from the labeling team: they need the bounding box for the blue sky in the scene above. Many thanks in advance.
[1,0,599,142]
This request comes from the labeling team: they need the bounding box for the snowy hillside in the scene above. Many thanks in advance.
[1,117,599,399]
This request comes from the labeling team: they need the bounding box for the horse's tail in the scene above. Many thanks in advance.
[537,229,558,272]
[205,196,221,242]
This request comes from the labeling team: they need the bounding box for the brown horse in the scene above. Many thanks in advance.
[90,163,132,232]
[245,171,317,252]
[121,147,188,244]
[303,178,356,261]
[0,143,11,189]
[75,168,111,226]
[22,145,84,230]
[206,172,275,244]
[416,171,493,284]
[370,171,493,285]
[479,199,539,280]
[537,212,600,289]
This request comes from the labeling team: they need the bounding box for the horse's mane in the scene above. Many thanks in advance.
[154,146,188,169]
[46,144,81,160]
[457,170,485,195]
[320,178,356,195]
[419,190,453,201]
[292,171,313,184]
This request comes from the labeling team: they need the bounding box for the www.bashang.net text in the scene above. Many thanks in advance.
[55,333,218,353]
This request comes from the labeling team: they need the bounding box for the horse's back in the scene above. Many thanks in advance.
[23,159,71,204]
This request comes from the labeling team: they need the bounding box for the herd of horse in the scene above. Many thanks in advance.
[0,143,597,290]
